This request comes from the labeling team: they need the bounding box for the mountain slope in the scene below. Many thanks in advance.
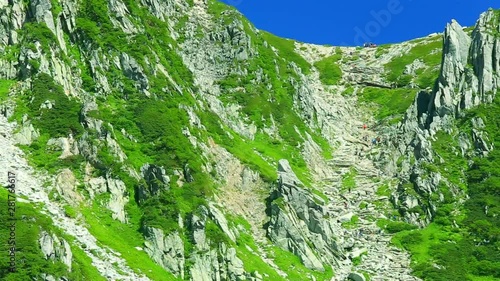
[0,1,498,280]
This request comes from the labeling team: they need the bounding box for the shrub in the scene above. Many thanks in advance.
[26,73,83,138]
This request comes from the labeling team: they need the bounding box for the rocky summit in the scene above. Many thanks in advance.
[0,1,499,281]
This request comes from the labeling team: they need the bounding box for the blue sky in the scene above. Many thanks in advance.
[219,0,499,46]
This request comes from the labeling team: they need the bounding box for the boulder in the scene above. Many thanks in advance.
[143,227,185,279]
[55,169,83,205]
[39,231,73,271]
[348,272,366,281]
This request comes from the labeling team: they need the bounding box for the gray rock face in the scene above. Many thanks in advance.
[29,0,56,34]
[267,159,339,272]
[106,178,129,223]
[55,168,83,205]
[178,5,259,140]
[140,0,188,21]
[190,207,209,250]
[189,243,253,281]
[105,132,127,162]
[108,0,138,34]
[471,117,493,155]
[14,121,39,145]
[39,231,73,271]
[143,227,185,279]
[82,163,129,222]
[0,0,25,46]
[208,203,237,242]
[429,11,499,130]
[120,53,149,93]
[47,135,80,159]
[136,164,170,203]
[85,176,107,199]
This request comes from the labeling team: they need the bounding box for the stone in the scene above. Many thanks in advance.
[13,122,39,145]
[29,0,56,35]
[136,164,170,203]
[106,178,128,223]
[267,159,340,272]
[47,135,80,159]
[54,169,83,205]
[209,203,236,242]
[143,227,185,279]
[120,52,149,92]
[39,231,73,271]
[348,272,366,281]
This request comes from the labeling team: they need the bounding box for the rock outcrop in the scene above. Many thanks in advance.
[143,227,185,279]
[267,159,339,271]
[136,164,170,203]
[189,244,256,281]
[390,9,500,225]
[39,231,73,271]
[54,168,83,205]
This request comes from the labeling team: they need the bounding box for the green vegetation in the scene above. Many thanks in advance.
[376,183,391,197]
[8,0,486,280]
[205,7,333,185]
[235,234,286,280]
[377,219,418,233]
[341,167,357,191]
[431,131,468,191]
[358,87,418,123]
[374,44,391,58]
[385,39,442,88]
[81,202,178,281]
[269,246,334,280]
[342,215,359,229]
[22,22,57,54]
[24,73,83,138]
[0,80,14,102]
[314,50,343,85]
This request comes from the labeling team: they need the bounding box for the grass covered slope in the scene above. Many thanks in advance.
[0,189,104,281]
[313,48,343,85]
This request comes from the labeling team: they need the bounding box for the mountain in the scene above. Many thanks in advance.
[0,1,498,280]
